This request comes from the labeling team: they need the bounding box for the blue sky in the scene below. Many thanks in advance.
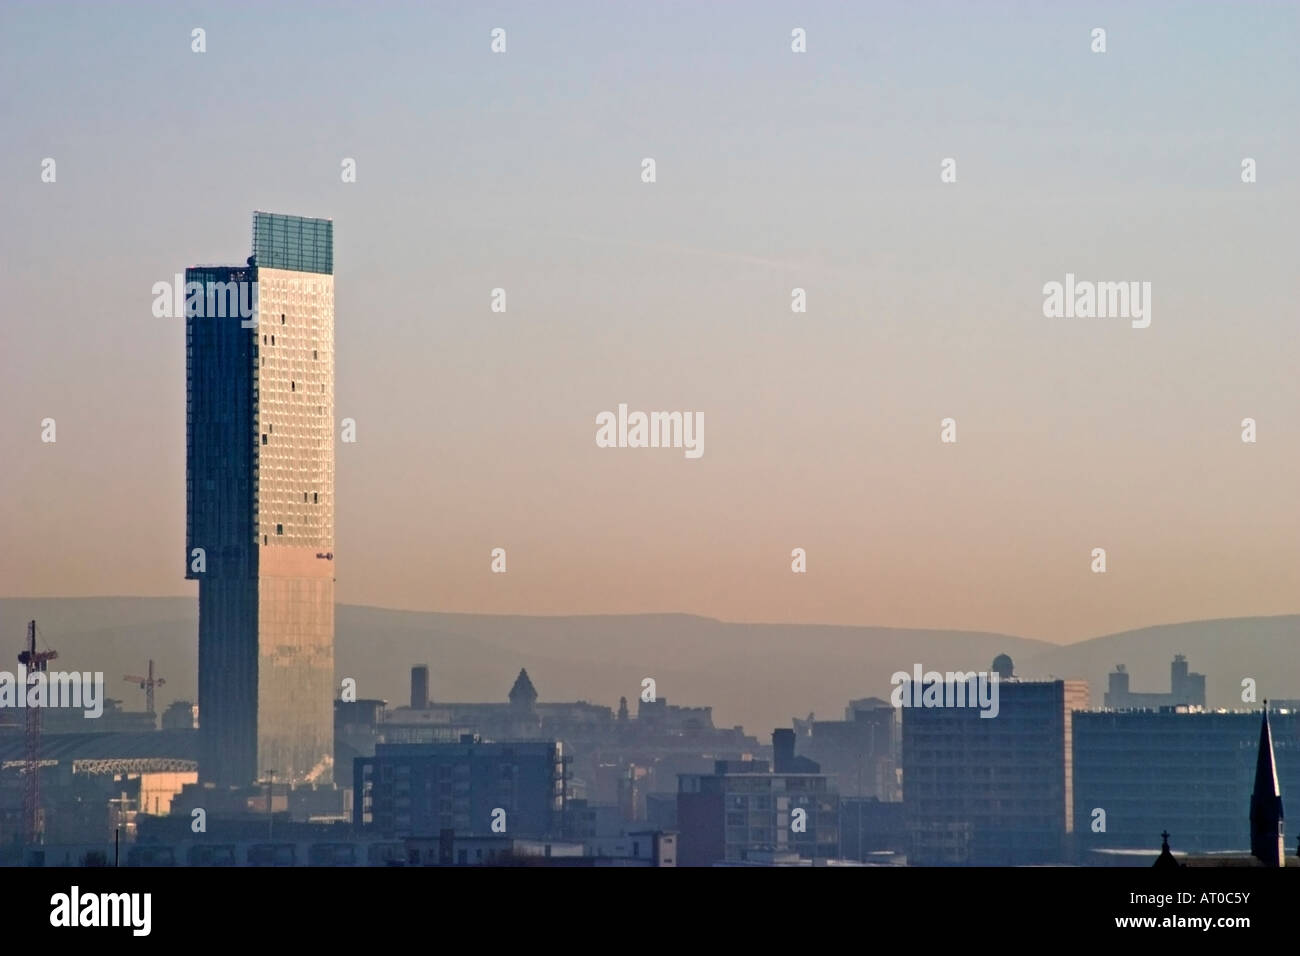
[1,1,1297,642]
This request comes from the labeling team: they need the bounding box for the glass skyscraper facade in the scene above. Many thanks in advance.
[186,212,335,788]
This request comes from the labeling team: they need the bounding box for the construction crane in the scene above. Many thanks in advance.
[18,619,57,845]
[123,660,166,715]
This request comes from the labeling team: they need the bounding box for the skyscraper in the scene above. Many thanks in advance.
[186,211,335,788]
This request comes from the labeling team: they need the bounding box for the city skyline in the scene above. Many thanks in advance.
[7,1,1300,924]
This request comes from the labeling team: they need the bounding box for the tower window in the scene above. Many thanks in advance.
[291,381,295,391]
[276,524,283,535]
[281,313,286,324]
[304,492,308,502]
[263,334,267,344]
[313,350,317,359]
[313,493,318,503]
[261,434,267,445]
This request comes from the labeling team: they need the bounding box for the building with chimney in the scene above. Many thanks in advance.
[376,667,761,822]
[676,757,839,866]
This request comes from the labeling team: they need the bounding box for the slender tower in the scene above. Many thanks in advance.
[1249,705,1284,867]
[186,212,335,787]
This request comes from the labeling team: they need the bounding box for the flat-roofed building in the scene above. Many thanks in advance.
[903,678,1089,865]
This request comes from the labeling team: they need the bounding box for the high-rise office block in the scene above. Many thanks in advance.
[902,678,1090,865]
[186,211,335,787]
[1074,707,1297,854]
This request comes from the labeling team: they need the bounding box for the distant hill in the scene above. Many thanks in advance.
[0,598,1295,734]
[1019,616,1300,711]
[0,597,1045,733]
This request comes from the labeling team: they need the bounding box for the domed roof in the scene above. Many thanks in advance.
[509,668,538,705]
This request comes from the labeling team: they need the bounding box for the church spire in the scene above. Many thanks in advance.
[1152,830,1180,869]
[1249,704,1285,867]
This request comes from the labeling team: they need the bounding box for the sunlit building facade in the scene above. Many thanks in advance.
[186,211,335,787]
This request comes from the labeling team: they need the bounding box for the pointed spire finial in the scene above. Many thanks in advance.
[1153,829,1180,868]
[1250,706,1285,866]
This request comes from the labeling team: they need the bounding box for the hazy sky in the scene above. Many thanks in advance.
[2,2,1297,643]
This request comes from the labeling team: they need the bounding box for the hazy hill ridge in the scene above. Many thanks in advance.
[1,598,1294,733]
